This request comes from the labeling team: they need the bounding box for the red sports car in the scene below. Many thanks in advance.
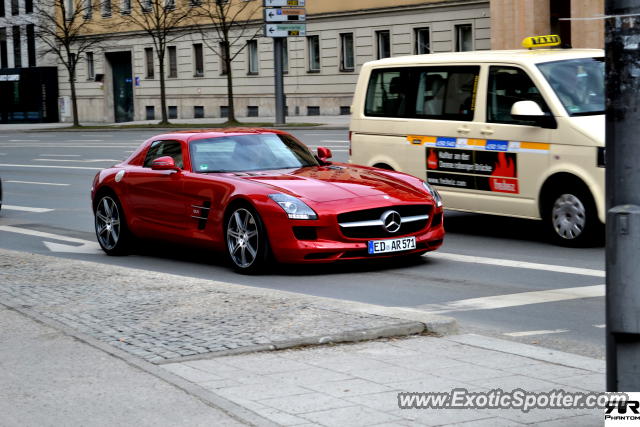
[91,129,444,273]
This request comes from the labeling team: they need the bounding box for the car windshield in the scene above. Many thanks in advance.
[189,133,319,173]
[537,57,604,116]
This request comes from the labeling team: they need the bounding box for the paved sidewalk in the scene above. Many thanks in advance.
[0,249,606,426]
[163,335,604,426]
[0,115,350,131]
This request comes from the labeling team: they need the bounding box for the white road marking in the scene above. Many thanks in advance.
[39,154,82,157]
[0,225,101,254]
[8,139,40,142]
[33,158,120,163]
[504,329,570,337]
[416,285,605,314]
[0,153,6,155]
[5,180,69,186]
[0,163,102,170]
[593,324,606,328]
[431,252,605,277]
[321,140,349,143]
[2,205,54,213]
[68,139,104,142]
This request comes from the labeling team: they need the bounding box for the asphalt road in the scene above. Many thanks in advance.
[0,128,605,358]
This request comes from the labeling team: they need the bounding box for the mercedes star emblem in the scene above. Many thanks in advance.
[381,210,401,233]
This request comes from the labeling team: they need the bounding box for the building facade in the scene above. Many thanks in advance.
[0,0,59,123]
[60,0,604,123]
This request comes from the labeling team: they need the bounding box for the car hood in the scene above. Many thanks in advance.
[229,165,426,203]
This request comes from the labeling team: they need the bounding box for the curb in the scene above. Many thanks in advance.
[10,125,349,133]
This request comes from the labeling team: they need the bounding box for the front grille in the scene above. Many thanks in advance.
[338,205,431,239]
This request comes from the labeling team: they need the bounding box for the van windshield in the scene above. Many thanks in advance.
[537,57,604,116]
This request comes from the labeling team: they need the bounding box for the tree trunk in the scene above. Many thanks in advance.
[158,51,169,125]
[224,41,235,123]
[68,65,80,127]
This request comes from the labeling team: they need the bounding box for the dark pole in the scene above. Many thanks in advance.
[273,37,286,126]
[605,0,640,392]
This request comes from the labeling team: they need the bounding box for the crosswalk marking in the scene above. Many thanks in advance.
[2,205,54,213]
[416,284,605,314]
[504,329,569,337]
[6,180,69,186]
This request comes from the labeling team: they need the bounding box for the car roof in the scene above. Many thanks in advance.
[363,48,603,68]
[150,128,290,143]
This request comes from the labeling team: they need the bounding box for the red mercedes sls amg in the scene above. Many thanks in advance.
[91,129,444,273]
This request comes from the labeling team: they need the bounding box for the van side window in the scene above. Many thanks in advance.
[364,66,479,121]
[143,140,184,169]
[487,66,550,125]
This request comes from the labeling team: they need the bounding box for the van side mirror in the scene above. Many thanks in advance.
[511,100,557,129]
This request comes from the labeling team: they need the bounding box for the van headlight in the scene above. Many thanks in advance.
[422,181,443,208]
[269,193,318,220]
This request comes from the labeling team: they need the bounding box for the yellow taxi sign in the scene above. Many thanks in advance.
[522,35,561,49]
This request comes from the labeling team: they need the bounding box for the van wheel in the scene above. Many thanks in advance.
[373,163,394,171]
[544,187,601,247]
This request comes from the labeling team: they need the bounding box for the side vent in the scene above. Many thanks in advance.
[191,200,211,230]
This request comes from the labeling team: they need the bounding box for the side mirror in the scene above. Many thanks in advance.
[151,156,179,171]
[317,147,333,164]
[510,100,557,129]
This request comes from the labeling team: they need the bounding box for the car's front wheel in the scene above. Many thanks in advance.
[545,188,601,247]
[225,206,270,274]
[94,194,130,255]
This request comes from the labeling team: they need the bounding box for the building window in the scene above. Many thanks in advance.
[307,106,320,116]
[121,0,131,14]
[26,24,35,67]
[415,27,430,54]
[25,0,33,13]
[194,106,204,118]
[340,33,354,72]
[220,42,228,75]
[220,105,228,118]
[102,0,112,17]
[307,35,320,72]
[247,39,258,74]
[168,106,177,119]
[193,43,203,76]
[0,29,7,68]
[12,26,21,68]
[146,106,155,120]
[455,24,473,52]
[11,0,19,15]
[84,0,92,18]
[0,0,5,17]
[168,45,177,78]
[164,0,175,9]
[144,47,154,78]
[340,106,350,115]
[86,52,95,79]
[376,30,390,59]
[247,106,259,117]
[142,0,151,12]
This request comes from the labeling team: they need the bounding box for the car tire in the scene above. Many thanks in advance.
[544,187,602,247]
[94,193,130,255]
[225,205,270,274]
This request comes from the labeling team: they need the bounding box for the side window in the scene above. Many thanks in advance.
[143,140,184,169]
[487,66,550,125]
[364,66,479,120]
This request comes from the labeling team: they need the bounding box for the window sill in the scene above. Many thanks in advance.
[247,72,258,76]
[339,68,354,73]
[307,69,320,73]
[193,73,204,78]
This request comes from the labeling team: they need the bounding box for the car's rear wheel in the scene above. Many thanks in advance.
[95,194,130,255]
[545,188,601,247]
[225,206,270,274]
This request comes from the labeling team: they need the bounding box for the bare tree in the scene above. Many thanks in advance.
[193,0,261,124]
[28,0,104,127]
[115,0,197,124]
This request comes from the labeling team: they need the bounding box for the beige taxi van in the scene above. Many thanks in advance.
[349,36,604,246]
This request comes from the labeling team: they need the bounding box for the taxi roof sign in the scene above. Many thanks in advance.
[522,35,561,49]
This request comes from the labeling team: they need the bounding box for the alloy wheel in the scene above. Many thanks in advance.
[95,196,121,250]
[226,208,259,269]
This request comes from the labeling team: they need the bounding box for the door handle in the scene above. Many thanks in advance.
[457,126,471,134]
[480,128,495,136]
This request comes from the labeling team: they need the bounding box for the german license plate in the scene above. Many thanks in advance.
[367,236,416,254]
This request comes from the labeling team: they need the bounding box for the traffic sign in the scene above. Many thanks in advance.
[264,0,305,6]
[264,8,305,22]
[265,23,306,37]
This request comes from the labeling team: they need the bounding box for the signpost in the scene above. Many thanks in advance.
[263,1,306,125]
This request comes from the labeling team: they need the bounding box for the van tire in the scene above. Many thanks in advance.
[373,163,394,171]
[543,185,602,247]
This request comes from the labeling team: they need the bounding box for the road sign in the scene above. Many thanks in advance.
[265,23,306,37]
[264,8,305,22]
[264,0,304,6]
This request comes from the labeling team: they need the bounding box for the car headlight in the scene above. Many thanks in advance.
[269,193,318,220]
[422,181,443,208]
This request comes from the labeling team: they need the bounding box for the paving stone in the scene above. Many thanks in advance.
[259,392,354,414]
[301,405,402,426]
[303,378,394,398]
